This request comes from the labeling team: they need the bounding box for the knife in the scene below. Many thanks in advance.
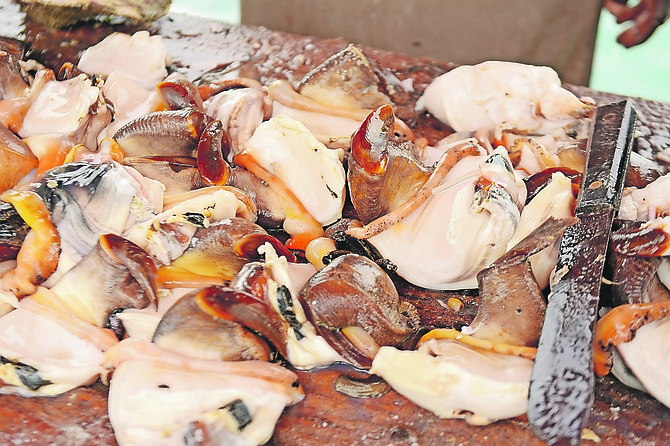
[527,100,637,446]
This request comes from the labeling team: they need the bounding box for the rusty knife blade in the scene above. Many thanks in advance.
[527,100,637,446]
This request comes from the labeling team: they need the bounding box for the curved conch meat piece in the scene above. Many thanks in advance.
[1,64,53,135]
[97,70,164,141]
[370,338,534,425]
[48,233,158,328]
[103,338,304,446]
[238,114,346,226]
[596,218,670,402]
[609,316,670,409]
[507,170,577,289]
[0,189,59,297]
[152,286,277,362]
[594,302,670,377]
[298,253,420,369]
[593,301,670,408]
[0,288,118,396]
[155,217,292,288]
[349,144,526,290]
[415,61,594,173]
[77,31,169,142]
[203,78,271,162]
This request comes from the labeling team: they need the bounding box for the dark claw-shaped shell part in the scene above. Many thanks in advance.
[196,77,264,102]
[197,120,232,186]
[100,233,159,309]
[234,232,296,263]
[194,285,290,359]
[611,219,670,257]
[123,156,204,195]
[113,109,209,157]
[56,62,86,81]
[608,253,666,306]
[524,166,581,204]
[152,286,273,362]
[156,74,204,112]
[350,105,393,176]
[347,106,434,225]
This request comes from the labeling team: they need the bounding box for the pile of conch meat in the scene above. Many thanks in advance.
[1,28,669,444]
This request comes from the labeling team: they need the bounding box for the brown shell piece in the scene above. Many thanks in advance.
[299,253,420,368]
[123,156,204,195]
[470,216,578,347]
[608,252,667,305]
[100,233,158,309]
[49,233,158,326]
[196,119,232,186]
[161,217,282,286]
[152,286,272,361]
[347,106,431,224]
[113,109,209,157]
[297,44,396,110]
[156,73,204,111]
[0,49,29,99]
[194,285,291,359]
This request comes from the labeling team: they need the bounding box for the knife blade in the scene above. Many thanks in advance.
[527,100,637,446]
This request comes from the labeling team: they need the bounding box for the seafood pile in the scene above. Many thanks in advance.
[1,18,670,446]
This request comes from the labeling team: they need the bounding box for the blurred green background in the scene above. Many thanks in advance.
[170,0,669,103]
